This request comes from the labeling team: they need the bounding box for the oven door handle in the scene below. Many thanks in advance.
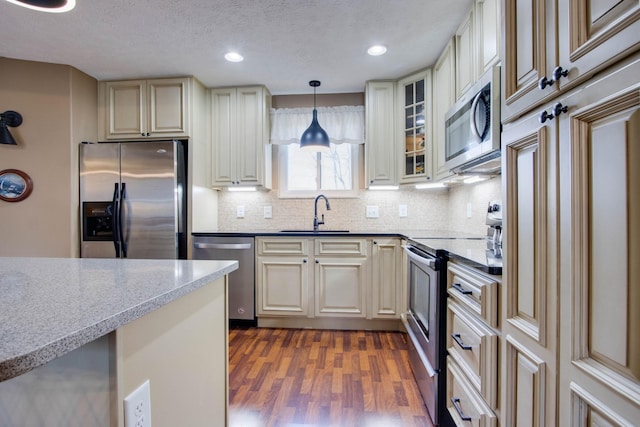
[402,245,436,269]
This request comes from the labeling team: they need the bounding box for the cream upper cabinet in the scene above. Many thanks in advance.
[99,78,190,140]
[455,9,476,100]
[211,86,272,189]
[370,238,402,319]
[365,81,397,187]
[475,0,501,74]
[432,39,457,182]
[502,0,640,123]
[398,70,433,183]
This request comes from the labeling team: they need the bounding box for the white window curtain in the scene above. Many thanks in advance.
[270,105,365,145]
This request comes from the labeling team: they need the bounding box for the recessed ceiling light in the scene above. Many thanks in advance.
[4,0,76,12]
[224,52,244,62]
[367,45,387,56]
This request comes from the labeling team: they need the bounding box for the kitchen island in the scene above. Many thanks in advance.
[0,257,237,426]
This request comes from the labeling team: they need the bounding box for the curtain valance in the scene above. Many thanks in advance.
[270,105,365,145]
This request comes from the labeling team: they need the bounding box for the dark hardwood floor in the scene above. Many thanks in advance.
[228,327,434,427]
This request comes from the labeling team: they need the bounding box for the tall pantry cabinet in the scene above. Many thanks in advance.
[501,0,640,425]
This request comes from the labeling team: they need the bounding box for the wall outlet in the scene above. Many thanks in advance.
[366,205,379,218]
[263,206,272,219]
[466,202,473,218]
[399,204,408,217]
[124,380,151,427]
[236,206,245,218]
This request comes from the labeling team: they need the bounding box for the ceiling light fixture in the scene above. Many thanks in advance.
[0,111,23,145]
[224,52,244,62]
[367,45,387,56]
[300,80,330,152]
[4,0,76,12]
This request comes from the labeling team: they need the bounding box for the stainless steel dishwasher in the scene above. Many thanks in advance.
[192,235,255,326]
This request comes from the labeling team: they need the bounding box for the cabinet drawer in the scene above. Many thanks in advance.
[447,262,499,328]
[257,238,308,256]
[315,239,367,256]
[447,302,499,409]
[447,357,497,427]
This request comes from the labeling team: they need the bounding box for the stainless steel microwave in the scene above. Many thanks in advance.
[443,66,501,174]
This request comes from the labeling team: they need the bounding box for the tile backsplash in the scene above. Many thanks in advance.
[214,176,501,236]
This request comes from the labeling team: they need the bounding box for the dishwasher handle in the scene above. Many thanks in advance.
[194,242,252,250]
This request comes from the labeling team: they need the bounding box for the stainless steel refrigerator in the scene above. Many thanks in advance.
[80,140,187,259]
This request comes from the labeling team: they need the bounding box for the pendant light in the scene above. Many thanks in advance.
[300,80,330,152]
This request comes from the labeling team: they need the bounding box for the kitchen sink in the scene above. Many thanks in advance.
[279,229,350,233]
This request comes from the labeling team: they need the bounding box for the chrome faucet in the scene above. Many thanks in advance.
[313,194,331,231]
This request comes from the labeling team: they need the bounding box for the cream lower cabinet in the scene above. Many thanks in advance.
[370,238,402,318]
[502,54,640,426]
[314,238,368,317]
[556,54,640,426]
[446,261,501,425]
[256,238,311,316]
[256,237,402,323]
[99,77,190,140]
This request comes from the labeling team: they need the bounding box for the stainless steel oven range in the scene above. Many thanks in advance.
[402,243,450,426]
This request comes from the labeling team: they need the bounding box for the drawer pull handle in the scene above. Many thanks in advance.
[451,397,472,421]
[452,333,472,351]
[452,283,472,295]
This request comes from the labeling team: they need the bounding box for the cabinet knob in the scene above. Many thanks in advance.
[539,109,555,124]
[539,103,569,124]
[553,102,568,117]
[538,76,554,90]
[373,241,378,245]
[538,66,569,90]
[315,259,319,264]
[552,66,569,82]
[303,259,307,263]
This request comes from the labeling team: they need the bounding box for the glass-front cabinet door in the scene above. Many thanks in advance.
[399,70,432,183]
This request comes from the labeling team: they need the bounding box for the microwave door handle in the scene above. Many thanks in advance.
[469,91,483,142]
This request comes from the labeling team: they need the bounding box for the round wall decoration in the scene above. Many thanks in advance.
[0,169,33,202]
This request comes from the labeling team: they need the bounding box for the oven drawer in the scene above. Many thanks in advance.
[447,301,499,409]
[447,262,499,328]
[447,357,498,427]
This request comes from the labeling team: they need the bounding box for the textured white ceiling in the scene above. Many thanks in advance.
[0,0,473,95]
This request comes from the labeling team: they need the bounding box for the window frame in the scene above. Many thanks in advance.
[277,143,361,199]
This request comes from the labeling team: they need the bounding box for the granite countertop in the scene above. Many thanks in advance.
[0,257,238,382]
[192,229,500,273]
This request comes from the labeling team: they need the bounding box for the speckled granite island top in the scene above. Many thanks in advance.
[0,257,238,382]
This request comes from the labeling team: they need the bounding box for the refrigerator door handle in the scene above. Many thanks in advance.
[119,182,127,258]
[112,183,121,258]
